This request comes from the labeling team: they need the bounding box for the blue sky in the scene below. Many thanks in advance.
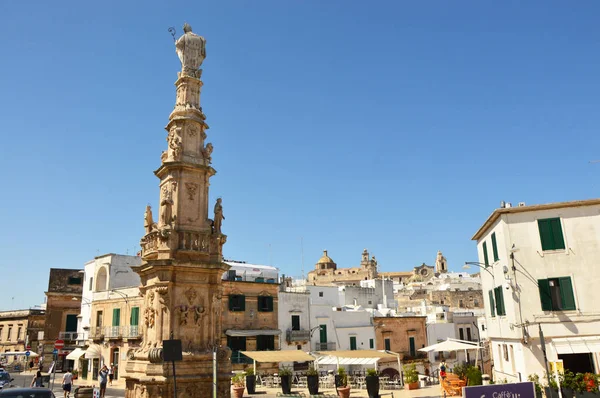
[1,1,599,310]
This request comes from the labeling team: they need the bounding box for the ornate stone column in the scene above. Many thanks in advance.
[125,23,232,398]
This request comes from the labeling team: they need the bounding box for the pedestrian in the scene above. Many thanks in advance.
[440,360,447,380]
[99,365,109,398]
[62,368,73,398]
[108,363,114,386]
[30,369,43,387]
[29,360,34,370]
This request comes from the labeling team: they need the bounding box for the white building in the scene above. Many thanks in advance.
[472,199,600,381]
[278,287,311,351]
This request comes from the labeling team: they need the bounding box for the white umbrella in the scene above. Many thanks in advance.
[419,338,481,353]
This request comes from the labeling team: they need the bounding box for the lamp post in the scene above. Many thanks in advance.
[462,262,495,278]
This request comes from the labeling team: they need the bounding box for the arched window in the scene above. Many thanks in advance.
[95,267,108,292]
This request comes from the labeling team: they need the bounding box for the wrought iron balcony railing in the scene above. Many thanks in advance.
[314,342,336,351]
[58,331,85,341]
[286,329,310,343]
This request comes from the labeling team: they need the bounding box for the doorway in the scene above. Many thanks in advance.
[112,349,119,379]
[558,353,595,374]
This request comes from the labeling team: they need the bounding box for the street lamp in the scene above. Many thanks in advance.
[462,262,495,278]
[72,297,92,306]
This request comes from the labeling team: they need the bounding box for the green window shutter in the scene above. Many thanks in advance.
[130,307,139,326]
[291,315,300,331]
[319,325,327,344]
[66,314,78,332]
[240,295,245,311]
[491,233,499,262]
[488,290,496,317]
[538,218,565,251]
[269,297,274,311]
[483,242,489,266]
[112,308,121,326]
[538,279,552,311]
[384,338,391,351]
[229,296,235,311]
[494,287,506,316]
[559,277,576,310]
[350,336,357,350]
[369,338,374,349]
[550,219,566,250]
[409,337,416,356]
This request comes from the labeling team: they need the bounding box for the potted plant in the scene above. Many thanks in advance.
[279,366,293,395]
[466,365,483,386]
[404,363,420,390]
[245,368,256,395]
[366,368,380,398]
[528,374,543,398]
[232,373,245,398]
[336,367,351,398]
[306,365,319,395]
[71,369,79,380]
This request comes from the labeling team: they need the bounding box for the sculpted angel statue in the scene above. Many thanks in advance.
[175,23,206,76]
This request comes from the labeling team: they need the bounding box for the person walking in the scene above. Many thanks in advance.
[62,369,73,398]
[108,364,114,386]
[440,360,447,380]
[99,365,109,398]
[30,369,43,387]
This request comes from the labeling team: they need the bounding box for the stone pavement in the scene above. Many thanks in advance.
[238,384,442,398]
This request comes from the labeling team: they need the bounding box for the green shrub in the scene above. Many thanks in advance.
[245,368,254,376]
[366,368,378,377]
[404,363,419,384]
[466,366,482,386]
[306,365,318,376]
[232,373,245,387]
[337,367,348,387]
[279,366,292,377]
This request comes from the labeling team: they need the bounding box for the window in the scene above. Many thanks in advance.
[459,299,464,308]
[228,295,245,312]
[491,232,499,262]
[494,286,506,316]
[488,290,496,317]
[467,328,472,342]
[291,315,300,331]
[7,327,12,341]
[89,277,93,291]
[409,337,416,357]
[112,308,121,327]
[474,299,479,307]
[256,335,275,351]
[503,344,509,361]
[130,307,140,326]
[350,336,357,350]
[538,218,566,251]
[538,277,576,311]
[96,311,103,327]
[257,296,274,312]
[66,314,78,332]
[68,276,82,285]
[227,336,247,363]
[482,242,489,266]
[369,338,374,349]
[459,328,465,341]
[384,338,391,351]
[0,327,3,340]
[319,291,323,297]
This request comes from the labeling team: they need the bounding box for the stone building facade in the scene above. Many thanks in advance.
[307,249,378,286]
[373,316,428,376]
[397,289,484,311]
[0,309,45,358]
[221,263,280,373]
[41,268,83,371]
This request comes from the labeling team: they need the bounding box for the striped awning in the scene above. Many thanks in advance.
[315,350,399,359]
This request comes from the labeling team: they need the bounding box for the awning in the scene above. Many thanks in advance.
[317,356,378,366]
[0,351,39,357]
[225,329,281,337]
[552,337,600,355]
[240,350,314,363]
[315,350,399,360]
[419,338,481,353]
[85,345,102,359]
[66,348,86,361]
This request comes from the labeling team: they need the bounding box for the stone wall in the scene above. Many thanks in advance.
[373,316,428,373]
[396,289,484,311]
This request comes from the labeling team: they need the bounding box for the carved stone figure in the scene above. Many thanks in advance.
[175,23,207,77]
[202,142,213,162]
[167,127,182,160]
[160,186,174,226]
[144,205,156,234]
[213,198,224,234]
[144,307,155,329]
[185,182,198,200]
[178,305,189,326]
[194,305,205,325]
[184,288,197,305]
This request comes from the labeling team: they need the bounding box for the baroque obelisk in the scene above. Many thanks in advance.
[125,23,232,398]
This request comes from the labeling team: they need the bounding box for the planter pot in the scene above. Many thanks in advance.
[545,388,574,398]
[307,374,319,395]
[281,375,292,394]
[232,386,245,398]
[337,386,351,398]
[575,392,599,398]
[246,375,256,394]
[366,375,380,398]
[407,381,420,390]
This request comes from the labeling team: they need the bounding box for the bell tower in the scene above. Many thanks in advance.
[126,23,232,398]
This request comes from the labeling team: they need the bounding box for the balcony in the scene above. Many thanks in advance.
[90,327,105,340]
[400,351,428,361]
[89,326,141,340]
[286,329,310,343]
[122,325,141,339]
[59,332,85,342]
[314,342,336,351]
[106,326,121,339]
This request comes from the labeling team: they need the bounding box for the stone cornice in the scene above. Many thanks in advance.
[154,162,216,179]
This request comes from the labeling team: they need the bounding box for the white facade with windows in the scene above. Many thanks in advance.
[472,199,600,381]
[278,289,311,351]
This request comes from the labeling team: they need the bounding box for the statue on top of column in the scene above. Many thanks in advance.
[213,198,224,234]
[175,23,206,78]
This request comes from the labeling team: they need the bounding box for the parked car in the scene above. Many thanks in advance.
[0,372,14,390]
[0,388,56,397]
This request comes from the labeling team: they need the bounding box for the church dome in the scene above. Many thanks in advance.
[317,250,334,264]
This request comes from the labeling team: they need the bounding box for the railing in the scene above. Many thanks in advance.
[400,351,428,361]
[106,326,121,339]
[90,327,105,339]
[122,325,141,338]
[231,351,253,364]
[314,342,336,351]
[59,332,85,341]
[286,329,310,343]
